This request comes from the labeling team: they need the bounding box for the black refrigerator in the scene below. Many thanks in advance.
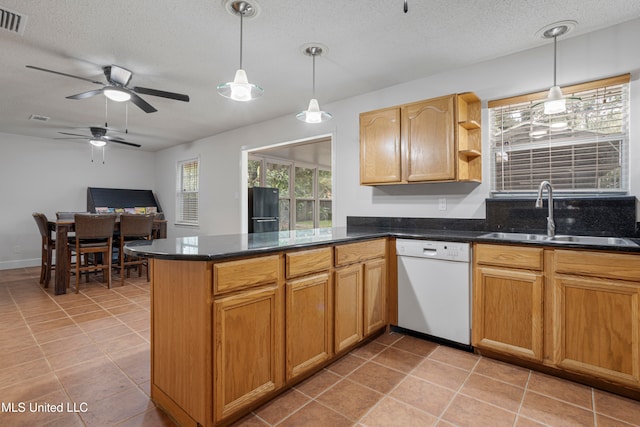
[248,187,279,233]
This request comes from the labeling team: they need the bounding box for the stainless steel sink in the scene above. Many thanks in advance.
[479,232,638,247]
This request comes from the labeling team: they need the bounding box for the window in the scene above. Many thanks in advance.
[489,75,630,195]
[176,158,199,226]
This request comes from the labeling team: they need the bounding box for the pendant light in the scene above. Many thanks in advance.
[217,1,263,102]
[296,46,332,123]
[536,21,579,115]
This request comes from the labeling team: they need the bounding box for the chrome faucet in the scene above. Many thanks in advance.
[535,181,555,238]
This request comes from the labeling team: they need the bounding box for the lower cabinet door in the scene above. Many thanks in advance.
[473,265,544,362]
[334,264,363,353]
[364,258,387,336]
[286,273,332,380]
[552,274,640,387]
[213,284,284,423]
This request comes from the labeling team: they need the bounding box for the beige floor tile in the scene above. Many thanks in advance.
[520,390,595,426]
[527,371,593,409]
[347,361,406,394]
[360,396,438,427]
[442,394,517,427]
[390,375,455,417]
[254,388,310,425]
[412,358,470,391]
[371,346,424,373]
[391,334,439,357]
[326,353,366,376]
[276,401,352,427]
[428,345,480,371]
[78,386,153,426]
[349,340,387,360]
[294,369,342,398]
[316,378,383,421]
[594,389,640,425]
[472,356,531,388]
[459,373,525,412]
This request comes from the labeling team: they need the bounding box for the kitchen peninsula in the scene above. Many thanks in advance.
[127,228,399,426]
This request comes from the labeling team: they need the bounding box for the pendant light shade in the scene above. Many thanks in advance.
[218,1,263,101]
[535,21,579,115]
[297,46,331,123]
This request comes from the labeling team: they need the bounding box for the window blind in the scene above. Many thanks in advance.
[489,75,629,194]
[176,158,199,225]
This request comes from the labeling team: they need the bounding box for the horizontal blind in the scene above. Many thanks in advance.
[489,77,629,194]
[176,158,199,225]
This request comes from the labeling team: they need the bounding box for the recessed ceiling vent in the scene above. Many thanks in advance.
[0,6,27,35]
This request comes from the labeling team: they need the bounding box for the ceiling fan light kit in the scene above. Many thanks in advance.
[218,1,263,101]
[103,87,132,102]
[296,45,332,124]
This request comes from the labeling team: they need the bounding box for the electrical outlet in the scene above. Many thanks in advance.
[13,245,21,254]
[438,198,446,211]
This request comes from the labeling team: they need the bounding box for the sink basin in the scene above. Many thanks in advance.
[479,232,638,247]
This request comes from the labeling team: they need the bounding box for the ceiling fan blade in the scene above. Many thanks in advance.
[67,89,104,100]
[133,86,190,102]
[53,137,86,140]
[129,92,157,113]
[106,138,142,148]
[58,132,91,137]
[26,65,105,85]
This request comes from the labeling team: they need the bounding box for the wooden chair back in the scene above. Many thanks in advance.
[120,214,154,239]
[74,214,116,240]
[32,212,51,239]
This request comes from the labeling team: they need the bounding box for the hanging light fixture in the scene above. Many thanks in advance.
[296,46,332,124]
[535,21,579,115]
[217,1,263,102]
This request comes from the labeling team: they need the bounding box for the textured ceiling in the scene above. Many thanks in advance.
[1,0,640,151]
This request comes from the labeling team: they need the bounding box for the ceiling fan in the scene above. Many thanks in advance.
[26,64,190,113]
[56,126,141,148]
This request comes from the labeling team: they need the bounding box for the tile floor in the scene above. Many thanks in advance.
[2,267,640,426]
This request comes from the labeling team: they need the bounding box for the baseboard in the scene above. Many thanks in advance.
[0,258,40,271]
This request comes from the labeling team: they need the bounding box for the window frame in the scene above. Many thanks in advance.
[176,157,200,226]
[488,74,630,196]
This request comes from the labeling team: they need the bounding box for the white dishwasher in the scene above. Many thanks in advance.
[396,239,472,348]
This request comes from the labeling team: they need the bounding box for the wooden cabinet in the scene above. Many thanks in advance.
[359,107,401,184]
[213,284,284,423]
[364,258,387,335]
[334,263,364,353]
[473,243,640,395]
[213,256,284,423]
[551,250,640,388]
[360,93,481,185]
[334,239,387,353]
[284,248,333,381]
[473,244,544,362]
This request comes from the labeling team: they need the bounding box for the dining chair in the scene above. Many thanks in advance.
[32,212,55,287]
[70,214,116,293]
[116,214,154,286]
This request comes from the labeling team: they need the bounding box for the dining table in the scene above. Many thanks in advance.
[50,217,167,295]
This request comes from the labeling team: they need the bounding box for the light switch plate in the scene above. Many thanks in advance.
[438,198,446,211]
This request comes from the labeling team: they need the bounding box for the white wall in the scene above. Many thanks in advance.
[0,133,156,269]
[155,18,640,240]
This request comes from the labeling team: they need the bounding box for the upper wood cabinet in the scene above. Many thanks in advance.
[360,93,481,185]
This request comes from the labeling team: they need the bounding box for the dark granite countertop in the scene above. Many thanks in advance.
[125,225,640,261]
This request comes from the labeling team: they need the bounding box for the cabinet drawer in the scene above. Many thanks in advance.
[555,249,640,282]
[475,243,543,271]
[286,247,332,279]
[334,239,386,267]
[214,255,279,294]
